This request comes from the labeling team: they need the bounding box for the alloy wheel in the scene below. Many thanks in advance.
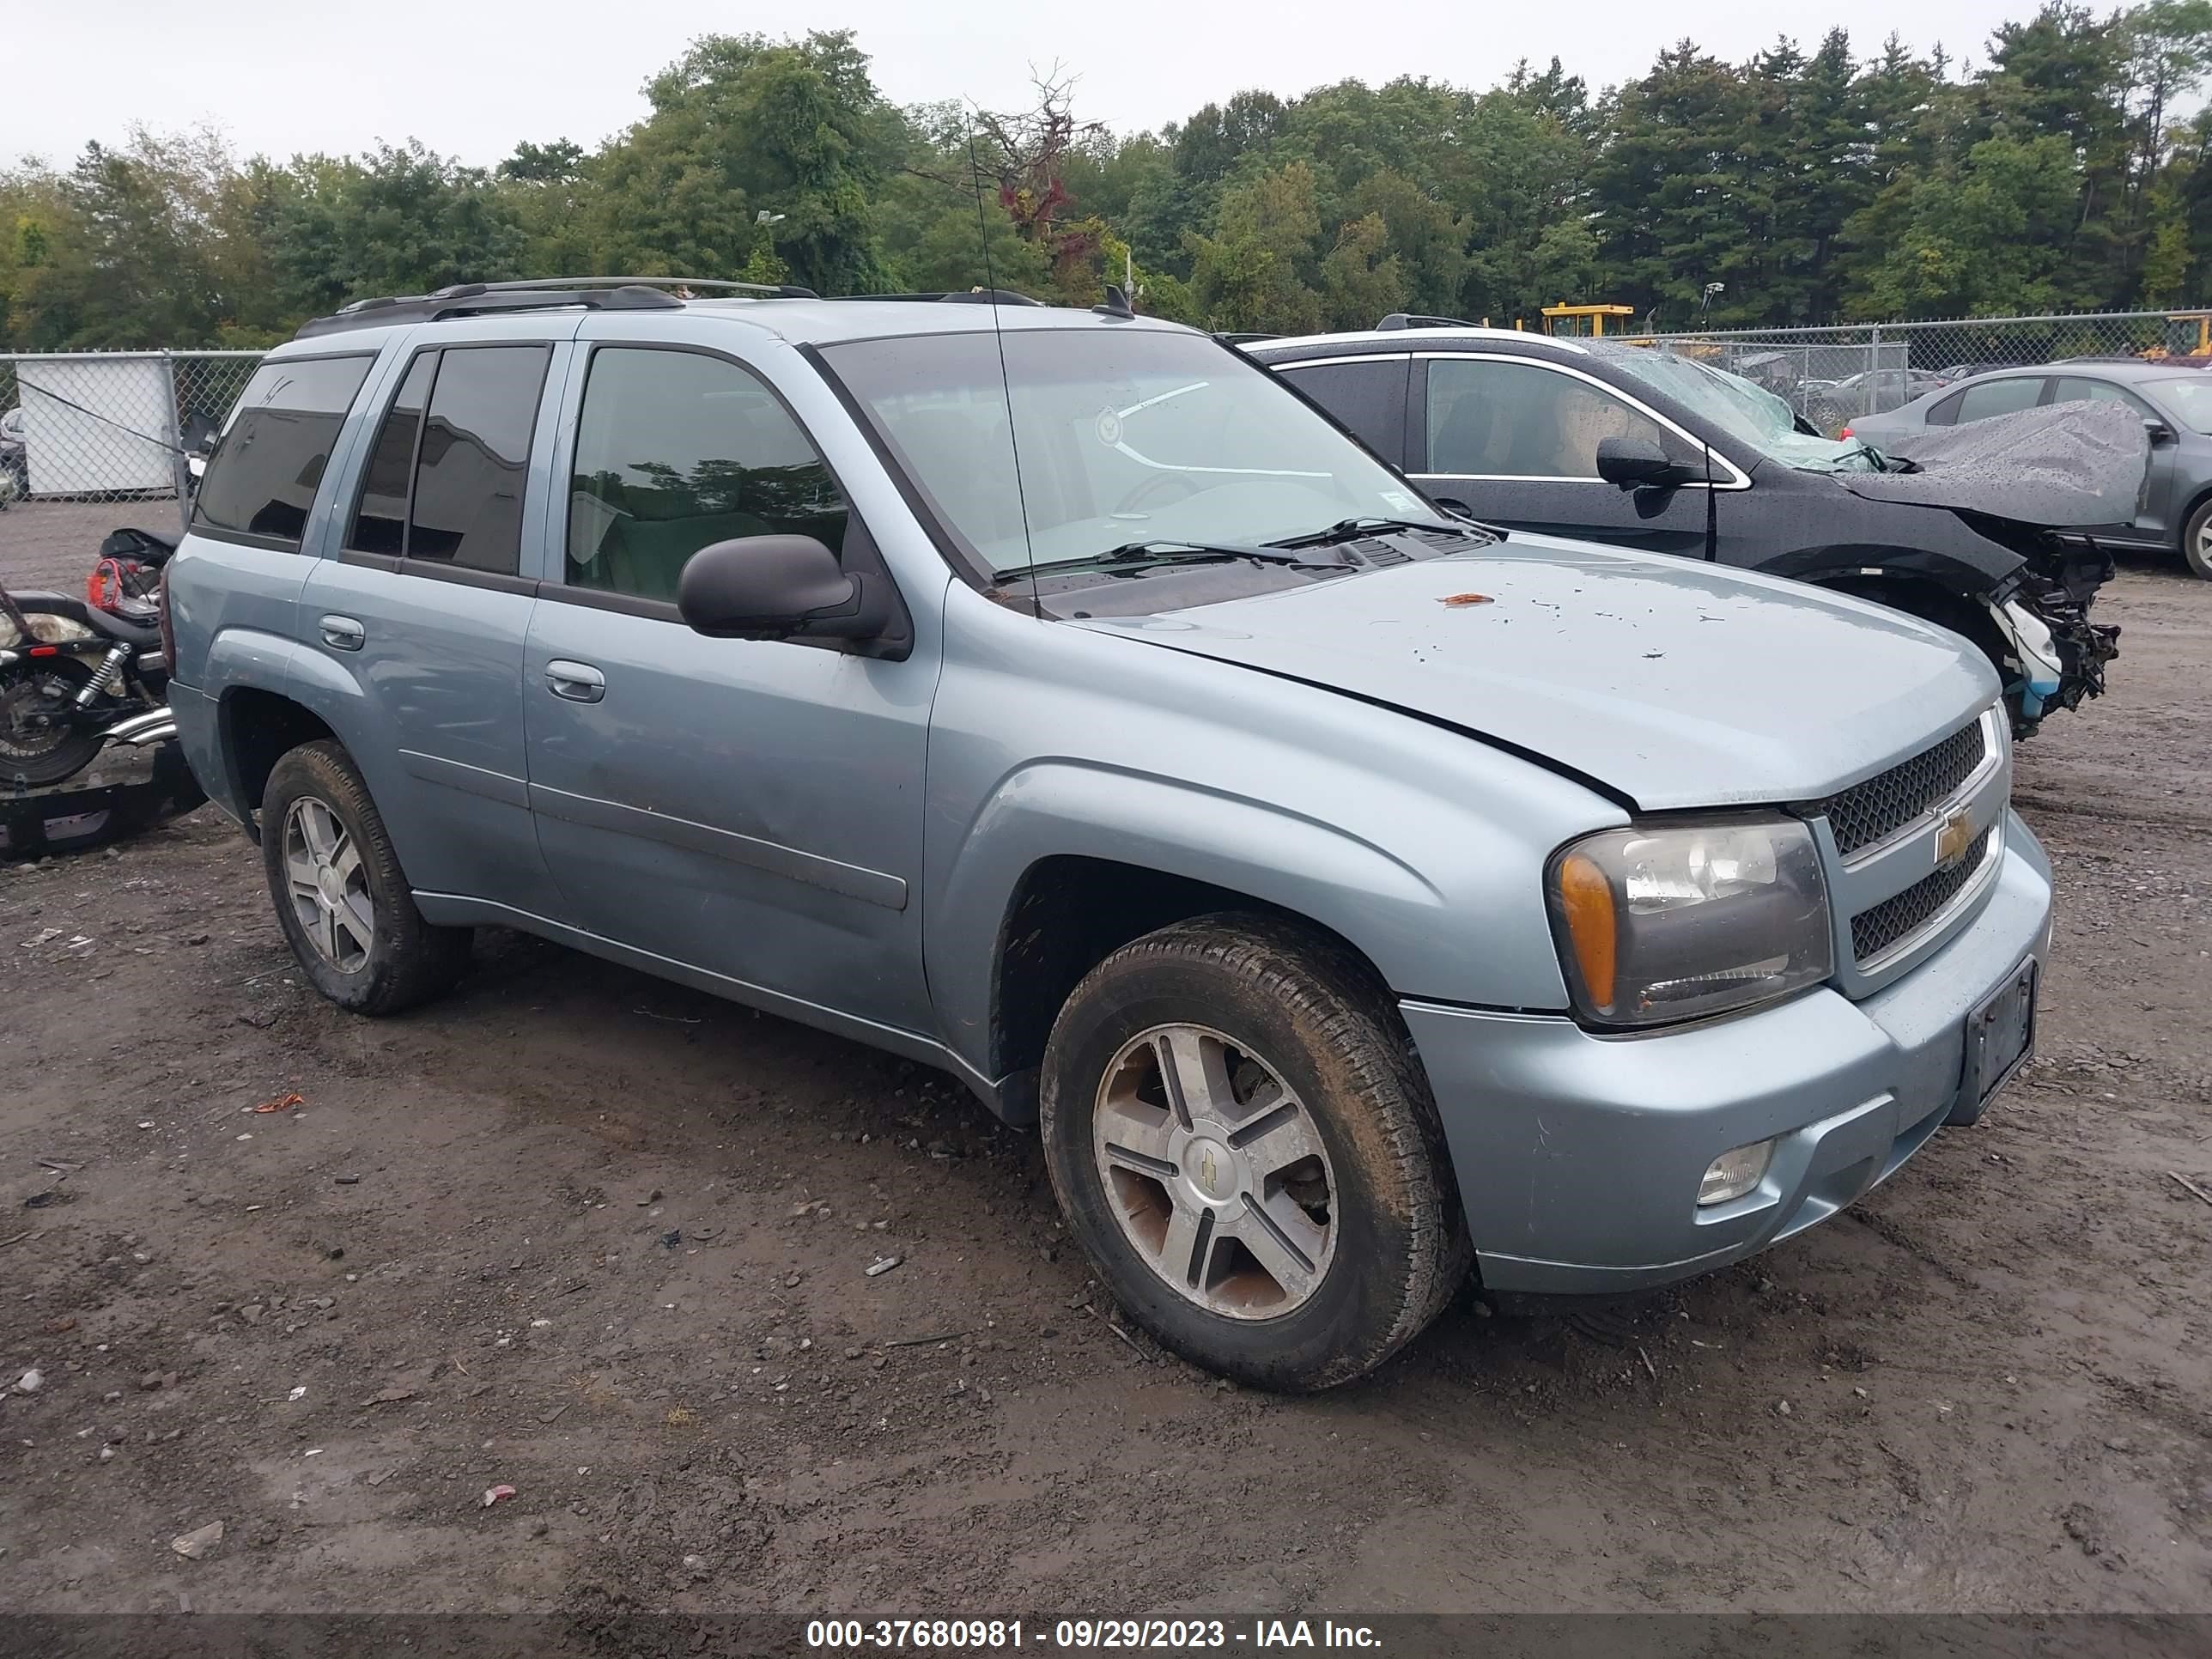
[1091,1023,1338,1319]
[282,796,374,973]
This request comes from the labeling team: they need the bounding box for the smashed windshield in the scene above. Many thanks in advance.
[821,327,1443,573]
[1602,347,1887,474]
[2144,375,2212,434]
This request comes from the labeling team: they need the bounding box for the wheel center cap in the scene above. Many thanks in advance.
[317,866,344,905]
[1182,1135,1237,1202]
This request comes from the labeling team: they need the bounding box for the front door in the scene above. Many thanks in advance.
[2049,374,2178,546]
[521,337,933,1036]
[1410,354,1718,559]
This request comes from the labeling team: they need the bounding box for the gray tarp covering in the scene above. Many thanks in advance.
[1838,399,2149,526]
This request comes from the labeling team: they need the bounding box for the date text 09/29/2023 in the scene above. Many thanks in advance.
[805,1619,1383,1650]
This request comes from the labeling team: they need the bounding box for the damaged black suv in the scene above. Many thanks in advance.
[1250,322,2130,733]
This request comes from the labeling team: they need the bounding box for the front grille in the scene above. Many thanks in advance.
[1850,826,1996,963]
[1814,718,1990,858]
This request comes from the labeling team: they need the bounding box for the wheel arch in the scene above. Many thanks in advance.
[986,855,1401,1117]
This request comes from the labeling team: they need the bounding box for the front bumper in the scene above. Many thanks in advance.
[1404,811,2053,1294]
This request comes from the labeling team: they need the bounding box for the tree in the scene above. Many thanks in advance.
[1187,162,1322,333]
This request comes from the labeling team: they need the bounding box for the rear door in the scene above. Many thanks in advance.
[295,321,569,915]
[1408,353,1729,558]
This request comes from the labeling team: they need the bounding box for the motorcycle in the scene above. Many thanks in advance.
[0,527,179,790]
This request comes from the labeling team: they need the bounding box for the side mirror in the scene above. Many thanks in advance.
[1596,434,1699,489]
[2145,417,2177,446]
[678,535,890,642]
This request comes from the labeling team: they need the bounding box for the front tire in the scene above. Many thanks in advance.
[1040,915,1470,1391]
[2183,497,2212,580]
[259,741,470,1015]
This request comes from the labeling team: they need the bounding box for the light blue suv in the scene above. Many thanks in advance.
[161,278,2051,1389]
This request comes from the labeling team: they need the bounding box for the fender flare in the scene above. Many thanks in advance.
[926,758,1486,1084]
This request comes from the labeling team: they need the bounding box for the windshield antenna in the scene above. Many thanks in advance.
[968,116,1040,617]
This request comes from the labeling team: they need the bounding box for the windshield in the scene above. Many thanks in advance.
[821,327,1441,572]
[2145,376,2212,434]
[1604,349,1887,473]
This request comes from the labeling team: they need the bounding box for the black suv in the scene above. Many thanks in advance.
[1249,321,2123,733]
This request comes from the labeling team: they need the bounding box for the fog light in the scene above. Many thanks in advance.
[1698,1139,1777,1206]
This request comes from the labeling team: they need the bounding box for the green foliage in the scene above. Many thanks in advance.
[8,9,2212,350]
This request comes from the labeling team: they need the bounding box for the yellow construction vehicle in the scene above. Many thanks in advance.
[1538,302,1638,338]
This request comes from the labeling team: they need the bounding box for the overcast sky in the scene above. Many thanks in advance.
[15,1,2033,169]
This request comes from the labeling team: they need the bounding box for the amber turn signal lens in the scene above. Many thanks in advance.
[1557,852,1618,1012]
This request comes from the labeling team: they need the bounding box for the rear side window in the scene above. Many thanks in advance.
[1948,377,2046,424]
[565,348,848,604]
[1276,356,1409,461]
[407,347,550,574]
[194,356,374,550]
[1425,358,1672,477]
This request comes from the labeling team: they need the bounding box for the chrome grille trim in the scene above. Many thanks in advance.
[1850,824,2002,969]
[1813,711,1998,866]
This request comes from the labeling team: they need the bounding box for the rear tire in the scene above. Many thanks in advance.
[1039,915,1471,1392]
[2182,497,2212,580]
[259,740,470,1015]
[0,660,106,787]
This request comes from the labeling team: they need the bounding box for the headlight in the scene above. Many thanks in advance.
[1547,816,1832,1028]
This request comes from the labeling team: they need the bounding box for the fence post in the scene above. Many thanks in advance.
[160,352,192,538]
[1869,321,1884,410]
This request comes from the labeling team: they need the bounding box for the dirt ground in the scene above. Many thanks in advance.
[3,502,2209,1618]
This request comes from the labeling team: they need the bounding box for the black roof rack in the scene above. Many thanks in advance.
[835,289,1043,307]
[1375,312,1478,331]
[292,275,823,341]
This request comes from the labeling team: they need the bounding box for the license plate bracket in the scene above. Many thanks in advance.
[1954,957,2038,1125]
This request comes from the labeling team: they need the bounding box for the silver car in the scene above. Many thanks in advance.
[1851,357,2212,579]
[161,279,2051,1389]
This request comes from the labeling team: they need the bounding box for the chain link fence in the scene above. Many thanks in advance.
[1639,309,2212,435]
[0,350,265,531]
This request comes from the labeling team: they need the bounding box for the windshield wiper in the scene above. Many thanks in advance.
[989,539,1354,583]
[1267,515,1468,548]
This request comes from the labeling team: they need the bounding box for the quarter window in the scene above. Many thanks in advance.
[194,355,374,550]
[348,354,434,556]
[566,348,848,604]
[1425,359,1672,477]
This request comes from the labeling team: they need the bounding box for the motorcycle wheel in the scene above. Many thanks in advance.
[0,659,107,787]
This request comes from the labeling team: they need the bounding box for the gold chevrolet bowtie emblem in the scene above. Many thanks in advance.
[1936,807,1975,866]
[1200,1148,1218,1194]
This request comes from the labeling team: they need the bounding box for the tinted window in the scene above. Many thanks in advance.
[404,346,549,575]
[347,353,435,556]
[567,349,847,603]
[1952,377,2046,424]
[1277,357,1409,460]
[1425,358,1673,477]
[194,356,373,550]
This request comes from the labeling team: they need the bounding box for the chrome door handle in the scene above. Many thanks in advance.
[544,659,605,703]
[319,615,365,652]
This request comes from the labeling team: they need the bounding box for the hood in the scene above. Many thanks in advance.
[1844,398,2148,525]
[1076,532,1997,811]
